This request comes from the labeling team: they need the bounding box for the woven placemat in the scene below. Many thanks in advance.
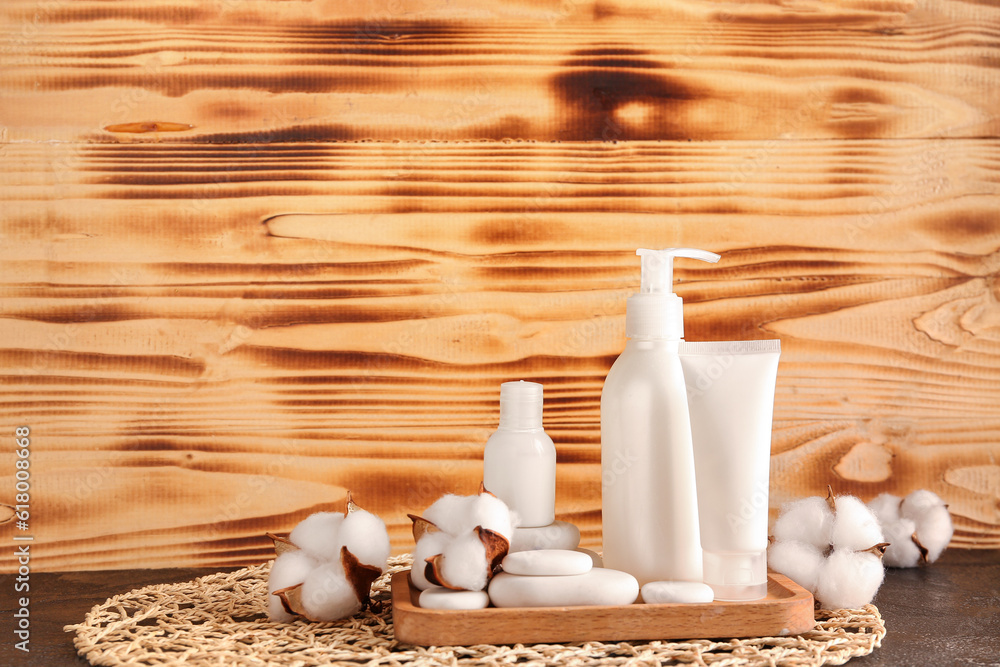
[66,554,885,666]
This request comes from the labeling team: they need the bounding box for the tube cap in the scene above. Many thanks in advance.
[626,248,720,339]
[498,381,544,430]
[702,550,768,601]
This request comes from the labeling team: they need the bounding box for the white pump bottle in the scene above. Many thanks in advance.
[600,247,720,586]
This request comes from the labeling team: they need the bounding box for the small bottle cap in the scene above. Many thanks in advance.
[702,550,768,601]
[498,381,544,430]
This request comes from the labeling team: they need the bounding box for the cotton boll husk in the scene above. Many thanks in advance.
[867,493,902,524]
[423,494,479,536]
[814,549,885,610]
[913,505,953,563]
[267,550,319,621]
[772,497,834,549]
[288,512,344,561]
[831,495,884,551]
[339,509,390,570]
[411,531,451,591]
[469,493,516,541]
[438,530,489,591]
[881,518,921,568]
[300,560,362,622]
[767,540,824,593]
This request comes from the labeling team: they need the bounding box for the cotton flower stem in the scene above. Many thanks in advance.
[346,491,360,514]
[825,485,837,513]
[912,534,930,563]
[862,542,891,558]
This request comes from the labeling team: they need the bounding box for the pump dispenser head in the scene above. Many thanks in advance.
[626,247,720,339]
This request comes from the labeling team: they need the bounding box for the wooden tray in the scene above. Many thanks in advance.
[391,570,815,646]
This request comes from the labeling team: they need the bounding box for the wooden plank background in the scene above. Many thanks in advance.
[1,0,998,571]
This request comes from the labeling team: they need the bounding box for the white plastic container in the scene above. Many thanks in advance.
[601,247,720,586]
[679,339,781,601]
[483,381,556,528]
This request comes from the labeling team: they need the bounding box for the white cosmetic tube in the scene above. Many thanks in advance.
[679,339,781,601]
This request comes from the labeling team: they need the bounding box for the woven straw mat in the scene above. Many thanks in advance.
[66,554,885,666]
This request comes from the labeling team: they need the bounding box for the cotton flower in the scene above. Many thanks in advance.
[881,516,922,568]
[900,490,953,563]
[768,487,887,609]
[814,548,885,610]
[767,540,824,594]
[422,491,517,541]
[467,491,517,541]
[868,493,919,567]
[423,494,480,536]
[266,549,318,622]
[288,512,343,561]
[410,531,451,591]
[300,560,363,621]
[266,493,390,622]
[339,507,393,568]
[866,490,953,567]
[409,485,518,591]
[867,493,902,524]
[772,496,834,549]
[831,495,884,551]
[435,529,490,592]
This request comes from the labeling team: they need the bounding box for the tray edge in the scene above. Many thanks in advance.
[391,570,815,646]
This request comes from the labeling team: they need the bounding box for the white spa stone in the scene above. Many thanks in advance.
[418,586,491,610]
[488,568,639,608]
[641,580,715,604]
[574,548,603,568]
[509,521,581,552]
[501,549,593,576]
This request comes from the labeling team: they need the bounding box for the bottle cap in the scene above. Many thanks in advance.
[498,380,544,430]
[701,550,768,601]
[626,247,720,339]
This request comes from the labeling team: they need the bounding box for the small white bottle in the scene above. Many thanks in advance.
[483,381,557,528]
[601,247,720,586]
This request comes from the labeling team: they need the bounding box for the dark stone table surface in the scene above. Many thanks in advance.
[2,549,997,665]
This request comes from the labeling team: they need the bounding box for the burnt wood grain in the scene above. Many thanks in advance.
[1,0,999,571]
[1,0,999,142]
